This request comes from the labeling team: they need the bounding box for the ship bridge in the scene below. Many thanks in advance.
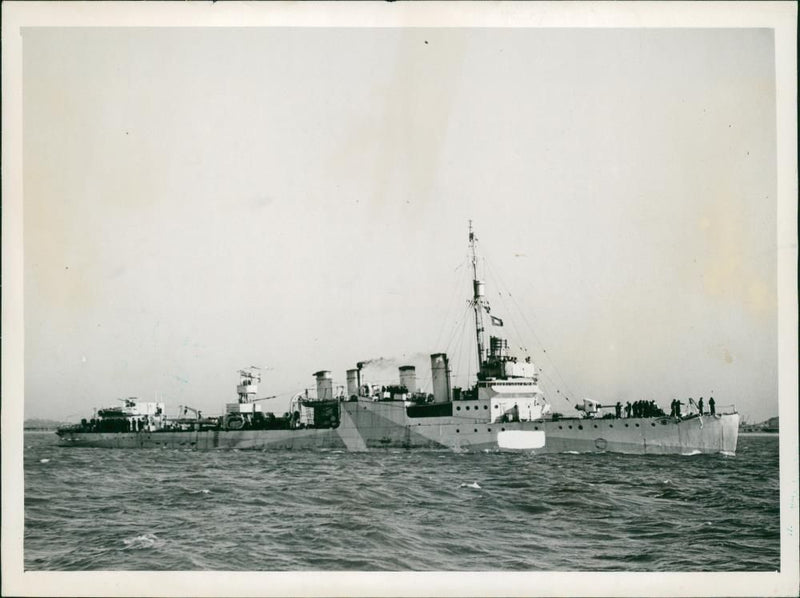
[478,336,538,381]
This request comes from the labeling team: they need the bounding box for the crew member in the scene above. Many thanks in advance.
[698,397,704,415]
[615,402,622,418]
[708,396,715,415]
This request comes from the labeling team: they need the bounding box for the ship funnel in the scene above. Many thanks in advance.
[399,365,416,394]
[346,369,359,398]
[314,370,333,401]
[356,362,365,395]
[430,353,451,404]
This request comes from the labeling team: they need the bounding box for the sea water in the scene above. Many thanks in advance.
[24,433,779,571]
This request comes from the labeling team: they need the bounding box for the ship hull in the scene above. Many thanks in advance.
[535,413,739,455]
[56,427,345,450]
[57,401,739,454]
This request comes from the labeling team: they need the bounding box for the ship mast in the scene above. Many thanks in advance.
[469,221,486,370]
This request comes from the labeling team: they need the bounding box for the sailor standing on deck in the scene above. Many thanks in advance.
[708,397,715,415]
[698,397,704,415]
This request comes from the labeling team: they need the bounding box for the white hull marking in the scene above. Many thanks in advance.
[497,430,546,450]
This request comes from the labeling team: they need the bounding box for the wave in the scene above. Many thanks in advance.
[123,533,165,550]
[23,434,779,572]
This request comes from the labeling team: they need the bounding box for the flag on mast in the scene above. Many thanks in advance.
[490,315,504,326]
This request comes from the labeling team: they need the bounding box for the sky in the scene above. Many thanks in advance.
[22,26,779,423]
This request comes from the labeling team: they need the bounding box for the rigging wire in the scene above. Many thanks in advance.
[447,302,473,388]
[442,301,470,359]
[433,253,471,351]
[451,308,467,389]
[465,314,475,389]
[479,243,580,405]
[458,301,475,388]
[483,257,531,355]
[483,259,570,403]
[460,294,480,389]
[481,258,575,401]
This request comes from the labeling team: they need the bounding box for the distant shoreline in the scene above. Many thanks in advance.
[739,431,779,437]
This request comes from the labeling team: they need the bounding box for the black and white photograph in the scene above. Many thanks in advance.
[2,2,797,596]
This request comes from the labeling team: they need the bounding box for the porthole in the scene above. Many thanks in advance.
[558,425,563,430]
[465,406,470,411]
[635,423,640,427]
[487,428,491,432]
[484,405,488,410]
[593,424,598,429]
[494,404,499,409]
[474,428,478,433]
[625,423,629,427]
[609,424,614,428]
[651,423,656,427]
[534,426,539,430]
[578,425,583,430]
[501,427,506,432]
[568,425,573,429]
[456,429,460,433]
[456,406,461,411]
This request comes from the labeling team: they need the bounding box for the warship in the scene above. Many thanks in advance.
[57,224,739,454]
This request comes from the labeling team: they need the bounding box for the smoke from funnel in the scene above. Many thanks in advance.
[356,354,429,387]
